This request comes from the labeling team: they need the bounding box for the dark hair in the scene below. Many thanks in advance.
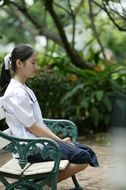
[0,44,34,94]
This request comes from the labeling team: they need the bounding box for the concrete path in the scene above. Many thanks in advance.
[0,139,114,190]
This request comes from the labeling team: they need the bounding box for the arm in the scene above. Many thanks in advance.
[28,123,73,144]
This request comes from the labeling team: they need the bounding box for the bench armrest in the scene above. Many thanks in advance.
[43,118,78,143]
[0,131,61,172]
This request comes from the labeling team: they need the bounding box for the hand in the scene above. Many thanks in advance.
[62,137,74,146]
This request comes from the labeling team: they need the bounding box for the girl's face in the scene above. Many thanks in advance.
[17,52,37,80]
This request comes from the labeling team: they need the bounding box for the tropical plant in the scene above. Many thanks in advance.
[27,69,69,119]
[60,62,126,127]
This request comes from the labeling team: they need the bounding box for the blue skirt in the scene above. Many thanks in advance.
[28,142,99,167]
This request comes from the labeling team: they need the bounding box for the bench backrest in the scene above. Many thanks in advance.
[0,96,9,149]
[0,129,11,150]
[0,96,6,120]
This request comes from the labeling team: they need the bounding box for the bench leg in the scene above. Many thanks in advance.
[5,182,38,190]
[70,175,84,190]
[0,176,10,187]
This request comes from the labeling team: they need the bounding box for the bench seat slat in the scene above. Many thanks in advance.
[24,160,69,176]
[0,158,30,175]
[0,158,69,176]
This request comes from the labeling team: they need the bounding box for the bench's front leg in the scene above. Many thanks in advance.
[70,175,84,190]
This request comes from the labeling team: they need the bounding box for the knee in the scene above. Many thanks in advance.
[81,163,88,170]
[84,163,88,168]
[74,163,88,171]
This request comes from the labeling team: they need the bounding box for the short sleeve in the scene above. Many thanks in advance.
[7,91,36,128]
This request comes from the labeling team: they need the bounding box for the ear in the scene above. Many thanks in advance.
[16,59,23,69]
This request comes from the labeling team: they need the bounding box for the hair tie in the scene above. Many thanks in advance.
[4,54,11,70]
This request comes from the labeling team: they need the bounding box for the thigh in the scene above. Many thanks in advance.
[58,142,99,167]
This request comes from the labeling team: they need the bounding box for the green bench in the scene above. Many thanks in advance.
[0,117,84,190]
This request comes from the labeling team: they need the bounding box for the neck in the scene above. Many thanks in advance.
[13,75,26,84]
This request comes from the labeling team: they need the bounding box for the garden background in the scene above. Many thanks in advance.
[0,0,126,137]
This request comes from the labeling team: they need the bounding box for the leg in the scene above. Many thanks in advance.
[49,163,88,189]
[58,163,88,182]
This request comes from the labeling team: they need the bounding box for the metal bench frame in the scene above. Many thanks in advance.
[0,117,84,190]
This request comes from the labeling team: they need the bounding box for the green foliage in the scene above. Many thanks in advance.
[108,33,126,60]
[27,69,69,119]
[0,0,126,134]
[1,48,126,131]
[36,43,65,67]
[0,4,35,44]
[60,63,126,127]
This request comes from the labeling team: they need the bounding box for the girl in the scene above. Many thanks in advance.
[0,44,99,189]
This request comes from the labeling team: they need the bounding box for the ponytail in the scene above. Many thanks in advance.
[0,54,11,95]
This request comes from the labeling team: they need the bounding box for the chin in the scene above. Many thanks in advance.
[30,72,36,78]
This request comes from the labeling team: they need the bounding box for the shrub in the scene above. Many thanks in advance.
[27,69,69,119]
[60,63,126,130]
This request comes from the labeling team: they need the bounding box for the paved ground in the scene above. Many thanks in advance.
[0,137,114,190]
[58,140,112,190]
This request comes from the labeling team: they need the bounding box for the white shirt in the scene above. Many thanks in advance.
[3,79,45,139]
